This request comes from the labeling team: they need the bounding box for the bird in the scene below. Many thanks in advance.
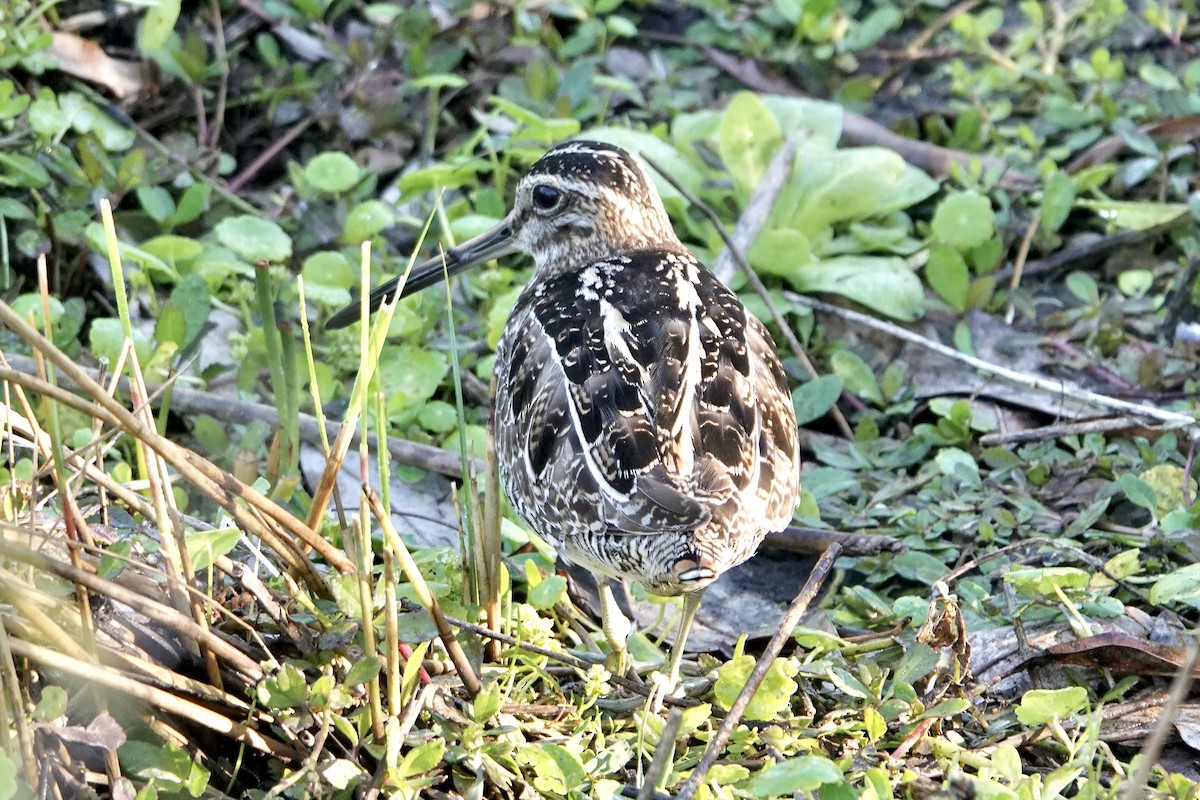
[327,140,801,696]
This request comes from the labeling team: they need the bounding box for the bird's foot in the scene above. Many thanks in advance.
[646,670,679,713]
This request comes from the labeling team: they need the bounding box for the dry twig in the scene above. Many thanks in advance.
[675,544,842,800]
[787,293,1199,439]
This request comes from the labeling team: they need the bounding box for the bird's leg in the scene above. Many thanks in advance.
[648,591,704,713]
[599,581,634,678]
[664,590,703,695]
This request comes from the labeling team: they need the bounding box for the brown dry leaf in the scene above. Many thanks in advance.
[1045,631,1200,678]
[1176,707,1200,752]
[47,31,147,100]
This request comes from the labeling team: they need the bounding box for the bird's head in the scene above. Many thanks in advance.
[327,141,679,329]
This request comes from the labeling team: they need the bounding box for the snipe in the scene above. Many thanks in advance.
[328,141,801,695]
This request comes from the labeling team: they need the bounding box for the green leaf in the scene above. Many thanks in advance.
[1015,686,1089,725]
[1004,567,1090,599]
[305,151,361,194]
[1041,170,1075,234]
[1139,464,1197,517]
[301,251,355,306]
[781,145,935,236]
[0,750,21,800]
[398,740,445,778]
[172,183,212,226]
[746,755,843,798]
[0,152,50,188]
[527,574,567,610]
[1076,199,1187,230]
[916,696,972,720]
[142,235,203,264]
[379,345,449,410]
[790,256,923,321]
[120,740,210,795]
[257,662,309,709]
[470,682,504,722]
[892,551,947,585]
[714,655,798,720]
[155,304,186,348]
[28,91,68,139]
[184,528,241,572]
[925,243,969,310]
[935,447,980,485]
[792,375,843,426]
[321,759,363,790]
[0,197,34,220]
[33,686,68,720]
[1150,563,1200,609]
[409,73,469,90]
[718,92,783,199]
[892,643,939,686]
[10,294,63,328]
[89,318,152,365]
[748,229,816,278]
[1139,61,1181,90]
[517,742,586,795]
[137,185,176,223]
[1117,268,1153,297]
[1065,271,1100,305]
[213,215,292,262]
[343,200,397,242]
[760,95,843,148]
[0,80,30,121]
[931,191,995,250]
[1118,473,1158,513]
[345,656,382,686]
[487,286,524,349]
[828,348,884,405]
[167,273,211,349]
[139,0,181,51]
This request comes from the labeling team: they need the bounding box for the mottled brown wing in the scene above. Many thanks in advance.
[497,250,797,536]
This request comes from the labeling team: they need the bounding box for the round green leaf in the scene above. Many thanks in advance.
[10,294,64,327]
[301,251,356,306]
[932,191,995,250]
[214,215,292,263]
[304,152,361,194]
[343,200,396,242]
[714,654,798,720]
[1117,268,1153,297]
[527,574,567,610]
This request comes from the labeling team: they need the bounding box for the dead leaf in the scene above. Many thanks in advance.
[1045,631,1200,678]
[47,31,147,101]
[1176,707,1200,752]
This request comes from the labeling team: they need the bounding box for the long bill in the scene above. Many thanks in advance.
[326,217,518,330]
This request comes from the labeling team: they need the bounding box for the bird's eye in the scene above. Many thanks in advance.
[531,184,561,211]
